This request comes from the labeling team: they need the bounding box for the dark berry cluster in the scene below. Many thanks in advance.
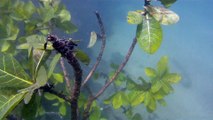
[44,34,77,56]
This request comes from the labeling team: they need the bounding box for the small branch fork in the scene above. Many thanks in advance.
[83,38,137,119]
[82,11,106,87]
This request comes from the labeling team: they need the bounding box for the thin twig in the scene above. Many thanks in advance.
[82,11,106,87]
[41,84,71,103]
[94,38,137,99]
[60,58,72,93]
[83,38,137,119]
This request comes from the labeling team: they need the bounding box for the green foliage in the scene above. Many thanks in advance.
[0,0,180,119]
[127,2,179,54]
[104,56,181,118]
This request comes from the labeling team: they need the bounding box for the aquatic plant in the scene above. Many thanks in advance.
[0,0,181,120]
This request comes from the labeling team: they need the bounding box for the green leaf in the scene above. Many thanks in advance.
[57,9,71,23]
[44,93,57,100]
[161,80,173,93]
[153,91,164,100]
[126,78,138,90]
[144,92,151,107]
[0,54,33,88]
[104,94,115,104]
[157,56,168,76]
[132,113,143,120]
[163,73,181,84]
[74,49,90,65]
[112,92,123,109]
[147,97,156,111]
[89,106,101,120]
[131,92,145,107]
[16,43,30,49]
[137,14,162,54]
[159,0,177,8]
[28,48,35,80]
[10,1,35,21]
[48,54,61,78]
[26,35,47,50]
[0,92,27,119]
[0,19,19,41]
[145,67,157,78]
[55,21,78,34]
[38,6,55,23]
[24,90,34,104]
[87,31,97,48]
[36,66,47,87]
[145,6,179,25]
[52,73,64,83]
[127,11,143,24]
[151,81,162,93]
[59,103,66,116]
[1,41,10,52]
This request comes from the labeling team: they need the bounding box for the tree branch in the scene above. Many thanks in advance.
[83,37,137,120]
[82,11,106,87]
[41,84,71,103]
[66,52,82,120]
[60,58,72,93]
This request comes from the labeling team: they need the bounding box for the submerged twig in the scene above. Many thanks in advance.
[83,38,137,119]
[60,58,72,93]
[82,11,106,87]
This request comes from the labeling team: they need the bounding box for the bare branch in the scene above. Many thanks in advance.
[82,11,106,87]
[83,38,137,119]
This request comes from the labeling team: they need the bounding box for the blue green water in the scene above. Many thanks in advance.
[65,0,213,119]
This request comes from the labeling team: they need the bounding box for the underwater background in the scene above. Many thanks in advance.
[62,0,213,120]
